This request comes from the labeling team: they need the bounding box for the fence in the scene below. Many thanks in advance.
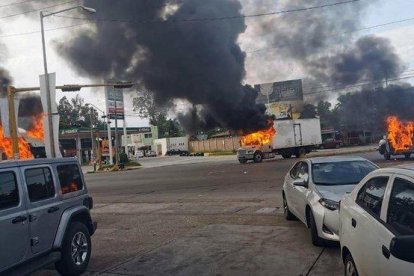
[189,137,241,152]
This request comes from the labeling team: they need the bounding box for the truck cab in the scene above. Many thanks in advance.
[237,144,274,164]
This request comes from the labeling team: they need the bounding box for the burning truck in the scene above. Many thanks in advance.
[379,116,414,160]
[237,118,322,163]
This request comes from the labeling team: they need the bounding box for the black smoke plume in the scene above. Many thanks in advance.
[56,0,271,133]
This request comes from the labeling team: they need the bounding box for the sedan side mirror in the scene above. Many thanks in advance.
[390,235,414,263]
[293,178,308,188]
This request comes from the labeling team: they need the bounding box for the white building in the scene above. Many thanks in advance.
[153,137,189,155]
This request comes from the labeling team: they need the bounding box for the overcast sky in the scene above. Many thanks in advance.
[2,0,414,127]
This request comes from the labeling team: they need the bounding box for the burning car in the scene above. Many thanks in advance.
[381,116,414,160]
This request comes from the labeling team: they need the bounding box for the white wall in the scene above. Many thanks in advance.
[168,137,189,151]
[154,138,168,155]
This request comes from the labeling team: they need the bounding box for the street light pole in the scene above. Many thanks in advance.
[89,107,95,171]
[40,11,56,158]
[39,6,96,159]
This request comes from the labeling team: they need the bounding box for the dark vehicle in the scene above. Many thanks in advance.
[179,151,190,156]
[0,158,96,276]
[320,130,343,149]
[166,149,189,156]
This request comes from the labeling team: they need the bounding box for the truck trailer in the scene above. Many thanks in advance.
[237,118,322,163]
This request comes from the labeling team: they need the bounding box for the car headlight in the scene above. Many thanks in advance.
[319,198,339,211]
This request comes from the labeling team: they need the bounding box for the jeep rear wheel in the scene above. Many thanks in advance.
[55,222,91,276]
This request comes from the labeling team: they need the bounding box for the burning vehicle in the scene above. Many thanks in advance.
[380,116,414,160]
[237,118,322,164]
[0,113,45,160]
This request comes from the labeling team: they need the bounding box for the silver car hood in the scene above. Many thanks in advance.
[314,184,355,202]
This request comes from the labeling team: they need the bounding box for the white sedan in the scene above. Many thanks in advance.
[340,166,414,276]
[282,156,378,246]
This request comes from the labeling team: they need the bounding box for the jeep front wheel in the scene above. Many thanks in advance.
[55,222,92,276]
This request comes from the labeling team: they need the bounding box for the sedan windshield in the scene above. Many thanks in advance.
[312,161,377,186]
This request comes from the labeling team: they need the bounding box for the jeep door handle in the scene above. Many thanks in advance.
[382,245,390,259]
[48,206,59,213]
[351,218,357,228]
[12,216,27,224]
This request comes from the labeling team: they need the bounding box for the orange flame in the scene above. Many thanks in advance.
[386,116,414,152]
[27,113,44,141]
[241,124,276,146]
[0,125,34,160]
[0,112,45,160]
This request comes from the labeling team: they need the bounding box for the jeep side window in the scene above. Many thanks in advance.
[356,176,388,217]
[25,167,55,202]
[387,178,414,235]
[0,172,19,210]
[57,164,83,194]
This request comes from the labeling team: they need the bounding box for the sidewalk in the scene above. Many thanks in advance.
[309,144,377,157]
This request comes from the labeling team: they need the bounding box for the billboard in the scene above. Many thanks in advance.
[255,79,304,119]
[106,87,125,120]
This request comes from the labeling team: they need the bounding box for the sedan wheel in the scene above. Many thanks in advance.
[283,195,295,220]
[344,254,358,276]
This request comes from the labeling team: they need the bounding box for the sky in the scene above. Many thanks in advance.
[2,0,414,127]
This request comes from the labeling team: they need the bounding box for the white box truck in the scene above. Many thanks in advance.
[237,118,322,163]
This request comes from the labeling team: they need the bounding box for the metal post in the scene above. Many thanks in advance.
[114,94,119,166]
[7,86,19,159]
[89,107,96,171]
[40,11,56,158]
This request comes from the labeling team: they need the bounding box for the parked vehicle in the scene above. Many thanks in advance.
[145,150,157,157]
[135,150,144,159]
[179,151,190,156]
[340,166,414,276]
[237,118,322,164]
[282,156,377,246]
[0,158,96,275]
[166,149,189,156]
[320,130,343,149]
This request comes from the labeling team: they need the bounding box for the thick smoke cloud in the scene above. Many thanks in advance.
[57,0,271,133]
[240,0,403,88]
[308,36,404,86]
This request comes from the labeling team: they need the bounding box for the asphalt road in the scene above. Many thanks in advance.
[37,150,414,275]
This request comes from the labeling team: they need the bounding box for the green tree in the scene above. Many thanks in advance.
[58,95,104,129]
[133,89,185,138]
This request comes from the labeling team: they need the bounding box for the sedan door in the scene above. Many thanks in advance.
[377,176,414,276]
[0,169,30,272]
[343,175,390,275]
[288,162,310,222]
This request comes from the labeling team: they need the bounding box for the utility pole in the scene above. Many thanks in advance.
[7,86,19,160]
[40,11,56,158]
[89,107,96,171]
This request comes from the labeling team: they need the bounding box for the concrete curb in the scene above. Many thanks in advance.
[308,147,377,158]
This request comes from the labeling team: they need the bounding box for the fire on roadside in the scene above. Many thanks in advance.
[26,113,45,141]
[0,113,45,160]
[386,116,414,152]
[241,124,276,147]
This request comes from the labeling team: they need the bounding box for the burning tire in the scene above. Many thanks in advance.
[253,152,263,163]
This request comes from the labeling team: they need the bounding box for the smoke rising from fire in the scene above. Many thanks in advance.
[54,0,272,133]
[241,0,403,89]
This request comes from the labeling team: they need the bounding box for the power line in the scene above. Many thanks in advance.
[52,0,359,23]
[0,22,90,38]
[0,0,80,20]
[247,16,414,54]
[303,75,414,96]
[0,0,38,8]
